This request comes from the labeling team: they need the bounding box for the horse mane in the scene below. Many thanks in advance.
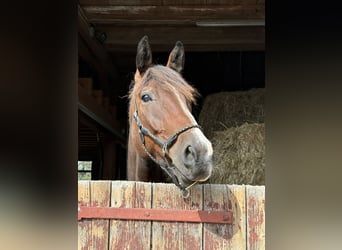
[129,65,199,106]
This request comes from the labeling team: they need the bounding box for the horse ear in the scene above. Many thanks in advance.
[136,35,152,75]
[167,41,185,73]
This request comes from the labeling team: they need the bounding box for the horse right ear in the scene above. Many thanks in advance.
[167,41,185,73]
[136,36,152,75]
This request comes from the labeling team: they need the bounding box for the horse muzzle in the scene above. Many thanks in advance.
[169,128,213,184]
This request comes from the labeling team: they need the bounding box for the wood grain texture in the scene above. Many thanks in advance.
[109,181,152,250]
[203,184,246,250]
[78,181,265,249]
[78,181,91,250]
[90,181,111,249]
[78,6,119,86]
[151,183,203,250]
[79,0,264,6]
[102,26,264,44]
[247,185,265,250]
[100,26,264,52]
[83,5,264,21]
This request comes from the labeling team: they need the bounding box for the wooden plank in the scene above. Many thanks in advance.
[102,26,264,44]
[102,26,265,52]
[78,5,119,86]
[83,5,264,21]
[108,43,264,52]
[163,0,263,5]
[90,181,111,249]
[80,0,162,6]
[203,184,246,250]
[86,19,196,26]
[78,181,91,250]
[79,0,262,6]
[91,18,264,26]
[246,185,265,250]
[109,181,152,250]
[151,183,203,250]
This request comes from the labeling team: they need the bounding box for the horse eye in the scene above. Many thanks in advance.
[141,94,152,102]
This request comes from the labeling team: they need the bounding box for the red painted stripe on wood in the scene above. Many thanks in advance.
[78,206,233,224]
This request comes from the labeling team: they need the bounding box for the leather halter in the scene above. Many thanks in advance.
[133,102,200,197]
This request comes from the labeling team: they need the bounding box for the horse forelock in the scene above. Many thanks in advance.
[130,65,198,102]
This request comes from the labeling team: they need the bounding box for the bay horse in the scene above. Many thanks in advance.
[127,36,213,197]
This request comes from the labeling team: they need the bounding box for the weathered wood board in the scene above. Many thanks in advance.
[90,181,110,249]
[151,183,203,250]
[78,181,91,250]
[203,184,246,250]
[78,181,112,250]
[78,181,265,250]
[247,185,265,250]
[109,181,152,250]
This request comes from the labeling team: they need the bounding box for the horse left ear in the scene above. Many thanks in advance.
[167,41,185,73]
[136,35,152,75]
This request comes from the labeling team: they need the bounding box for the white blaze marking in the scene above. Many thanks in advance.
[173,88,213,155]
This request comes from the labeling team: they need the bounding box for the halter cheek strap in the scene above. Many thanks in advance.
[133,102,201,197]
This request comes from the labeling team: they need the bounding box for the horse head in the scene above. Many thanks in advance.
[128,36,213,193]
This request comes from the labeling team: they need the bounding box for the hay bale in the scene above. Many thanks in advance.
[209,123,265,185]
[199,88,265,139]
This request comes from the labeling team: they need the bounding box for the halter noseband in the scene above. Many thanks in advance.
[133,102,201,197]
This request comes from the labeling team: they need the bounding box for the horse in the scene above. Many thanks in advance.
[127,36,213,197]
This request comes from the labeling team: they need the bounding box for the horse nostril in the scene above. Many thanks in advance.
[183,145,196,168]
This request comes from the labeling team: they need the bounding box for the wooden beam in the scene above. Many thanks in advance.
[101,26,264,52]
[82,5,264,21]
[106,43,264,52]
[81,19,195,26]
[85,19,264,27]
[80,0,162,6]
[79,0,264,7]
[162,0,265,5]
[78,5,113,68]
[101,26,264,45]
[78,5,119,93]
